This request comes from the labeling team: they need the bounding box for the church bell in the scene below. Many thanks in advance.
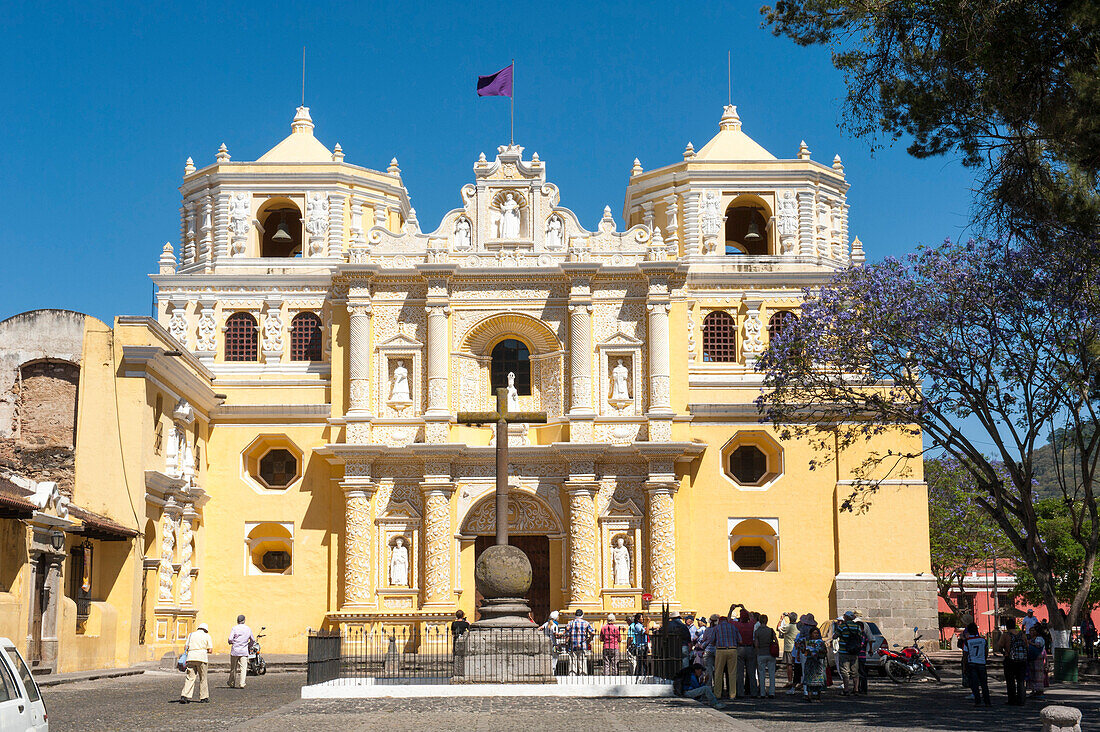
[743,214,763,243]
[271,214,293,243]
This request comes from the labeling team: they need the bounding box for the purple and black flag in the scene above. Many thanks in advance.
[477,64,514,97]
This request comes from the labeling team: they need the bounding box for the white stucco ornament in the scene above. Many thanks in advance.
[506,371,519,412]
[700,190,722,238]
[610,359,630,403]
[305,193,330,236]
[229,192,250,240]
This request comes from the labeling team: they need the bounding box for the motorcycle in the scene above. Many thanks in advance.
[247,626,267,676]
[879,628,940,683]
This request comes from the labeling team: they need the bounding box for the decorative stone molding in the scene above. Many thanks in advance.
[420,483,455,606]
[177,516,195,605]
[565,481,599,606]
[262,304,284,362]
[228,192,250,255]
[305,192,330,256]
[158,509,178,602]
[646,302,672,415]
[343,484,376,607]
[742,301,764,367]
[460,490,562,535]
[568,304,593,415]
[425,305,450,417]
[645,481,677,604]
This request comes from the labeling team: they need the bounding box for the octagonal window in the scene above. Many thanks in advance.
[261,550,291,571]
[258,449,297,489]
[720,431,783,490]
[733,545,768,570]
[729,446,767,484]
[242,435,303,494]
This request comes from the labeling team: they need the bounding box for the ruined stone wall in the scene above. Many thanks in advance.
[0,310,88,496]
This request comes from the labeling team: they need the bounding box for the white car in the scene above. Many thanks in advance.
[0,638,48,731]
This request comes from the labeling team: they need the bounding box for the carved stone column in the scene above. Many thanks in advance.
[342,482,377,608]
[742,299,765,368]
[565,481,600,608]
[347,301,372,416]
[425,305,449,417]
[568,305,593,414]
[200,196,213,267]
[647,302,672,414]
[420,479,455,607]
[177,508,197,606]
[158,504,180,604]
[327,193,346,257]
[213,191,230,262]
[645,480,678,605]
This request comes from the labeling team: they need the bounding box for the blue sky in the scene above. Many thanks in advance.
[0,0,976,324]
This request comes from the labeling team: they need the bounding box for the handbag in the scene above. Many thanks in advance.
[176,651,188,672]
[770,639,780,657]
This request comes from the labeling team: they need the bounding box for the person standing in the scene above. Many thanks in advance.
[963,622,991,706]
[754,613,778,698]
[227,615,255,689]
[1082,614,1097,659]
[700,614,719,685]
[1021,608,1039,633]
[996,618,1028,706]
[600,614,622,676]
[180,622,213,704]
[732,608,758,698]
[566,609,594,676]
[628,613,649,676]
[713,614,739,699]
[1027,626,1048,700]
[835,611,863,696]
[540,610,562,673]
[778,611,798,688]
[802,627,828,701]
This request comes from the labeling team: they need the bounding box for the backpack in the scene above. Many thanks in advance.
[1009,632,1028,661]
[838,622,863,655]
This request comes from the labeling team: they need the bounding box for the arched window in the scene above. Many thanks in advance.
[224,312,258,362]
[490,339,531,395]
[767,311,797,343]
[289,312,323,361]
[725,205,769,256]
[702,311,737,362]
[258,200,303,258]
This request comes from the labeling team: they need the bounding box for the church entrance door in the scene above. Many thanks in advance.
[474,535,550,624]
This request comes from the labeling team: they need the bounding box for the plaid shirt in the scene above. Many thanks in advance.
[566,618,594,650]
[714,618,739,648]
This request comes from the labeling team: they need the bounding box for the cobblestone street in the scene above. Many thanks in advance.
[42,669,1100,731]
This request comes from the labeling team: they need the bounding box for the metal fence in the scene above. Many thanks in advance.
[307,625,684,685]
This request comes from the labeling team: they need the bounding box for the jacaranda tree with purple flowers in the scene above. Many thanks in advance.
[757,238,1100,630]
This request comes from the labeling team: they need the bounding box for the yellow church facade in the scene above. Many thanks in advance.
[0,104,935,671]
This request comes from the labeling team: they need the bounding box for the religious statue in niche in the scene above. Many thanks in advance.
[609,358,631,406]
[389,360,412,404]
[545,214,564,250]
[611,536,631,586]
[506,371,519,412]
[389,536,410,587]
[454,216,472,250]
[498,193,521,238]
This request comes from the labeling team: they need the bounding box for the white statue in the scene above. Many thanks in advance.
[305,192,330,236]
[498,193,521,238]
[611,359,630,401]
[700,190,722,237]
[454,217,471,250]
[389,537,409,587]
[389,360,411,403]
[228,192,251,238]
[611,537,631,586]
[506,371,519,412]
[778,191,798,238]
[545,215,564,250]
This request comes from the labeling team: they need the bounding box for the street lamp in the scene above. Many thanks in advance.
[50,532,65,551]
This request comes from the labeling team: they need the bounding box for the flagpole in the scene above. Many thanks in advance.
[510,58,515,145]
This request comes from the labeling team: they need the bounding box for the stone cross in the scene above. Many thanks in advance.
[457,386,547,545]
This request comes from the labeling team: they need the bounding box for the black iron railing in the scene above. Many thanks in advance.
[306,625,685,685]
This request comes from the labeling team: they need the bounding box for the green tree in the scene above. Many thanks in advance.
[927,456,1012,615]
[1011,497,1100,619]
[761,0,1100,249]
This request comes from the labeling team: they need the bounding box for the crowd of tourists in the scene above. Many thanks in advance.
[533,604,875,707]
[957,612,1053,708]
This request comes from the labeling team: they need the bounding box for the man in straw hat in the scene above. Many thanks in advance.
[180,622,214,704]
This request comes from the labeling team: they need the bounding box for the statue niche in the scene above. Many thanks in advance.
[492,191,527,240]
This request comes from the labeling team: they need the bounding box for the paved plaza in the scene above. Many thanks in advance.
[42,669,1100,731]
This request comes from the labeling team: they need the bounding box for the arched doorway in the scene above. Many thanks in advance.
[461,490,563,624]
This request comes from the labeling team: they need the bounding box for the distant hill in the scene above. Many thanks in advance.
[1031,426,1097,500]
